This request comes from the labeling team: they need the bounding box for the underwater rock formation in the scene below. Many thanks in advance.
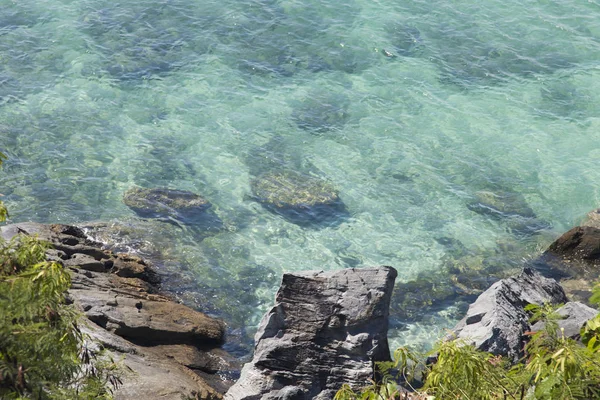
[122,186,217,227]
[467,189,551,236]
[225,266,397,400]
[385,23,422,57]
[250,169,348,226]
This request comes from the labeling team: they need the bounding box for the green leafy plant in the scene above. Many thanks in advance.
[336,301,600,400]
[0,154,122,399]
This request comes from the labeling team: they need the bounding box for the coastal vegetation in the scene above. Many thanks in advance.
[335,300,600,400]
[0,154,121,399]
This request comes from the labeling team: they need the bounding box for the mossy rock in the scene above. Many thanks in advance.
[251,170,339,209]
[250,170,348,226]
[123,187,211,222]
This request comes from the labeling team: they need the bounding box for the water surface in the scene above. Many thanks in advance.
[2,0,600,353]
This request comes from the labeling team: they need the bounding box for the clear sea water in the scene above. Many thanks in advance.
[2,0,600,355]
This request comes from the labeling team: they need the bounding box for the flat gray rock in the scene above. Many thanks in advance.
[225,266,397,400]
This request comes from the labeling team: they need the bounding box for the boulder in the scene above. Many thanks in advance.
[250,170,348,226]
[535,225,600,291]
[531,302,598,339]
[122,187,212,224]
[225,266,397,400]
[544,225,600,268]
[451,267,567,362]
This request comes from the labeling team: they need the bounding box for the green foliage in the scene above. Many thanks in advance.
[0,234,122,399]
[336,302,600,400]
[0,154,121,398]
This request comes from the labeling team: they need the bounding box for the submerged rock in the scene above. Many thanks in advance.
[451,267,567,362]
[291,90,350,134]
[250,170,348,226]
[467,189,550,236]
[467,190,535,219]
[123,187,216,226]
[225,266,398,400]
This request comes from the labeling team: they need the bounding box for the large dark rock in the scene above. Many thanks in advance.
[451,267,567,362]
[225,266,397,400]
[535,225,600,295]
[545,225,600,268]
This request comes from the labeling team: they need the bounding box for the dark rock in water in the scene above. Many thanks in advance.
[541,225,600,279]
[531,302,598,340]
[451,267,567,362]
[250,170,348,227]
[123,187,215,226]
[225,266,398,400]
[291,90,350,134]
[546,225,600,264]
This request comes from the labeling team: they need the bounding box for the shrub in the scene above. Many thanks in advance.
[336,296,600,399]
[0,154,121,399]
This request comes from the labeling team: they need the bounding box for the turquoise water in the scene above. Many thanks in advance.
[2,0,600,354]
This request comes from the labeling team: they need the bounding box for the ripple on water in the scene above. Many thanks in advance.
[2,0,600,355]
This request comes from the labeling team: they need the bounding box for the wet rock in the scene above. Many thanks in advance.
[538,225,600,282]
[451,267,567,362]
[122,187,213,225]
[225,266,397,400]
[63,253,107,272]
[250,169,348,226]
[545,225,600,265]
[531,302,598,339]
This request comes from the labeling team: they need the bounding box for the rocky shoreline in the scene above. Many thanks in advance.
[2,208,600,399]
[1,222,239,400]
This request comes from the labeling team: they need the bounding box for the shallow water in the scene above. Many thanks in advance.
[2,0,600,354]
